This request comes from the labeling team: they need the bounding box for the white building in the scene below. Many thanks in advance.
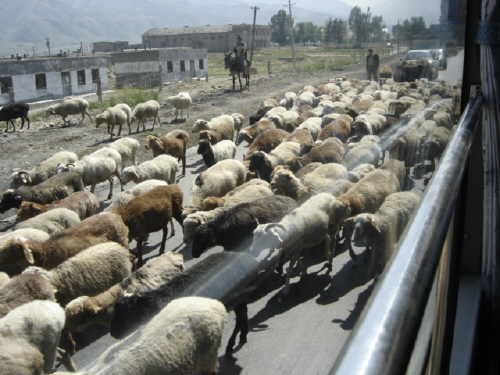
[0,55,110,105]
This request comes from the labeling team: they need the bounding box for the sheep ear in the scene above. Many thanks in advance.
[23,245,35,264]
[368,217,381,233]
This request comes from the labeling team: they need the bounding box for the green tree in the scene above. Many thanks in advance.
[296,22,317,45]
[270,10,289,46]
[370,15,385,42]
[348,6,364,43]
[325,18,346,46]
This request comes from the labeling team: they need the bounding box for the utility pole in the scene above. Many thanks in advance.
[46,38,51,57]
[285,0,296,69]
[249,6,259,65]
[397,19,400,54]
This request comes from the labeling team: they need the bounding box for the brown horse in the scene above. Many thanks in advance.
[224,52,250,90]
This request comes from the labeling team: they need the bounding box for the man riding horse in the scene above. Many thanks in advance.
[232,35,248,75]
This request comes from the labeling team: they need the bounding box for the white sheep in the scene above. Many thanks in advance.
[0,300,65,374]
[45,98,93,126]
[166,92,192,120]
[231,112,245,134]
[248,141,301,182]
[348,191,421,270]
[104,179,168,211]
[183,159,247,218]
[64,252,185,348]
[121,154,178,186]
[57,147,123,199]
[0,271,56,323]
[95,103,132,138]
[346,163,376,183]
[131,100,161,132]
[342,135,382,171]
[352,113,387,140]
[9,150,79,189]
[197,139,236,168]
[279,91,298,110]
[57,297,226,375]
[250,192,338,299]
[192,114,235,133]
[23,241,133,306]
[301,162,349,191]
[108,136,140,169]
[0,228,50,247]
[13,207,81,235]
[297,117,323,141]
[267,109,300,129]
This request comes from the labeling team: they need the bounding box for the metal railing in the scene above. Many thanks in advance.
[330,89,484,375]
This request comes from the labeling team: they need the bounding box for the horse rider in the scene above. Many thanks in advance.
[233,35,248,74]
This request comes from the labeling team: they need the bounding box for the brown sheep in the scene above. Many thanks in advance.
[379,65,393,79]
[244,128,289,161]
[284,128,315,149]
[318,117,352,143]
[236,120,276,146]
[16,191,100,222]
[145,129,189,175]
[0,212,129,270]
[286,137,345,172]
[112,185,184,266]
[198,121,235,144]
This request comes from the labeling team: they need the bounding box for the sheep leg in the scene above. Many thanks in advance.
[106,177,114,199]
[113,171,124,192]
[225,301,249,356]
[80,112,85,124]
[136,238,144,267]
[169,219,175,237]
[280,251,300,300]
[159,226,169,254]
[181,154,186,175]
[56,347,78,372]
[65,331,77,355]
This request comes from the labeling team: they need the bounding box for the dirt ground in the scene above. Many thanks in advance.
[0,53,403,227]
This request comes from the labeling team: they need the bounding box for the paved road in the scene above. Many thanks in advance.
[61,50,465,374]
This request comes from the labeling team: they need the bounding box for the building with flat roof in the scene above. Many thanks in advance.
[142,24,271,53]
[0,55,110,105]
[112,48,207,88]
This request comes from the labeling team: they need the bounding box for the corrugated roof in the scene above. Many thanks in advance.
[142,24,250,36]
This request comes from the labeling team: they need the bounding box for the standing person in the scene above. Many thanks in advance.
[233,35,248,74]
[366,48,380,82]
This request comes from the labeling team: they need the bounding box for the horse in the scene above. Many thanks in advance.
[223,52,250,91]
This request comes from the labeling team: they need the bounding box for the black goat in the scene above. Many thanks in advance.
[0,103,30,132]
[192,195,297,258]
[110,251,260,356]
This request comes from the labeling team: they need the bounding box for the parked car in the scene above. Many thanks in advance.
[430,48,448,70]
[401,50,439,69]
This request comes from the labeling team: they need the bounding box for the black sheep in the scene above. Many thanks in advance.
[192,195,297,258]
[110,251,260,356]
[0,103,30,132]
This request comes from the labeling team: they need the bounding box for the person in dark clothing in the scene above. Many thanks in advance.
[366,48,380,82]
[233,35,248,74]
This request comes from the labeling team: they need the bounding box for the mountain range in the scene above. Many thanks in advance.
[0,0,442,56]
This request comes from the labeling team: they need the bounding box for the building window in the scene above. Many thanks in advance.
[199,59,204,70]
[0,76,12,94]
[211,36,215,40]
[77,70,86,85]
[167,61,173,73]
[180,61,186,72]
[35,73,47,90]
[91,69,100,83]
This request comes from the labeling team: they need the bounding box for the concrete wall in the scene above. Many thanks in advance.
[0,56,109,105]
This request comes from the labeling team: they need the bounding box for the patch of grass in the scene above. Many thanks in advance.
[88,87,159,111]
[207,45,390,78]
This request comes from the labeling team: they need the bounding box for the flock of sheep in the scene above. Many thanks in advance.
[0,72,461,374]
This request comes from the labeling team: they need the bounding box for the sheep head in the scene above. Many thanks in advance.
[0,236,35,266]
[191,223,216,258]
[17,201,43,222]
